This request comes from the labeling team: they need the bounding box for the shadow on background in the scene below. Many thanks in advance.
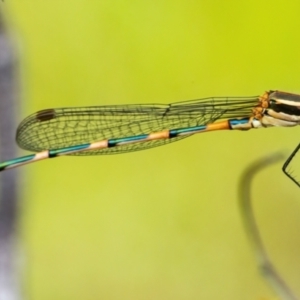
[239,152,299,300]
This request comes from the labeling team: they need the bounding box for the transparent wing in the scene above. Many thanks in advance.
[16,96,258,155]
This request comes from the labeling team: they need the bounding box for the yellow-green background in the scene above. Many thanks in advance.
[2,1,300,299]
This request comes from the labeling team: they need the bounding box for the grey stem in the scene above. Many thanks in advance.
[0,12,21,300]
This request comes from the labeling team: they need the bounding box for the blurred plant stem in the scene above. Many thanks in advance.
[0,9,21,300]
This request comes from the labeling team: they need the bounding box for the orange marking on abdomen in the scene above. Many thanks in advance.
[204,121,230,131]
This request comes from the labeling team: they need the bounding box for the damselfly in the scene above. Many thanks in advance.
[1,90,299,186]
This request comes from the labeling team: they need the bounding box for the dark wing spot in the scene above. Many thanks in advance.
[36,109,56,122]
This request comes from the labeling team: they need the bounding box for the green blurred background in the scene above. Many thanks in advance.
[2,1,300,299]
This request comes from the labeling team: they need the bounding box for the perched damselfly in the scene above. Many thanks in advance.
[1,90,299,186]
